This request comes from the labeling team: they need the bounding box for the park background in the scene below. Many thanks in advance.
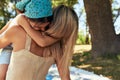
[0,0,120,80]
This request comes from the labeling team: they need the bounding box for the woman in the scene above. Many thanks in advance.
[16,5,78,79]
[0,1,78,80]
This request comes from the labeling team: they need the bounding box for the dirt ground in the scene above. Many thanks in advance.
[74,45,91,53]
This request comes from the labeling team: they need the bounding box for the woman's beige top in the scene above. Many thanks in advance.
[6,35,55,80]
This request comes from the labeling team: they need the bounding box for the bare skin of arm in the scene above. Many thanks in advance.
[0,21,26,51]
[0,31,11,49]
[55,58,71,80]
[15,14,58,47]
[0,26,15,49]
[0,21,12,34]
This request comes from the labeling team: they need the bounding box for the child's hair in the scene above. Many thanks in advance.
[16,0,52,18]
[44,5,78,77]
[16,9,24,14]
[27,15,53,30]
[27,15,53,23]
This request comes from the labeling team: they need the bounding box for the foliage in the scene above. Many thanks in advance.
[111,0,120,34]
[112,0,120,22]
[76,31,91,45]
[72,50,120,80]
[76,31,85,44]
[0,0,15,29]
[117,54,120,60]
[52,0,78,7]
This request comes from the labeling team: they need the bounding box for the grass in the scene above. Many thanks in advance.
[72,45,120,80]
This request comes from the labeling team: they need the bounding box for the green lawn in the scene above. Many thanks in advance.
[72,45,120,80]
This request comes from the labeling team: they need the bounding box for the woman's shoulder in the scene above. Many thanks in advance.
[5,25,25,38]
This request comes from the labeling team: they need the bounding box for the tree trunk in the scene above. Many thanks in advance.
[83,0,120,58]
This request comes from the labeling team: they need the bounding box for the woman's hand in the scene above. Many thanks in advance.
[56,61,71,80]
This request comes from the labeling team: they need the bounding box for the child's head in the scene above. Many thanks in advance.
[16,0,53,30]
[24,0,52,18]
[25,0,53,30]
[27,16,53,31]
[16,0,52,19]
[15,0,30,14]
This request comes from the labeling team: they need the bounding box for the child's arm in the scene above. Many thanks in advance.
[0,20,12,34]
[15,14,58,47]
[0,27,13,49]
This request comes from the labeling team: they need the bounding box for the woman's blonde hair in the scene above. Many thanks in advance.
[44,5,78,77]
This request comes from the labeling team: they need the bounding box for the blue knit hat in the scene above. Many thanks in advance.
[25,0,53,18]
[16,0,30,11]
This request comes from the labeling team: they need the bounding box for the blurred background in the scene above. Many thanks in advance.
[0,0,120,80]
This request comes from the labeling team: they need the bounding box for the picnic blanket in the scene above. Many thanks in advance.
[46,64,111,80]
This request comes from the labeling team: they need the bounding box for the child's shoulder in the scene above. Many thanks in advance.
[14,13,28,25]
[16,14,26,20]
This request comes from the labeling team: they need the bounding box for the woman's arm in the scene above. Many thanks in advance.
[15,14,58,47]
[56,59,71,80]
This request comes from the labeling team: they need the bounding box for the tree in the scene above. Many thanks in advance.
[83,0,120,58]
